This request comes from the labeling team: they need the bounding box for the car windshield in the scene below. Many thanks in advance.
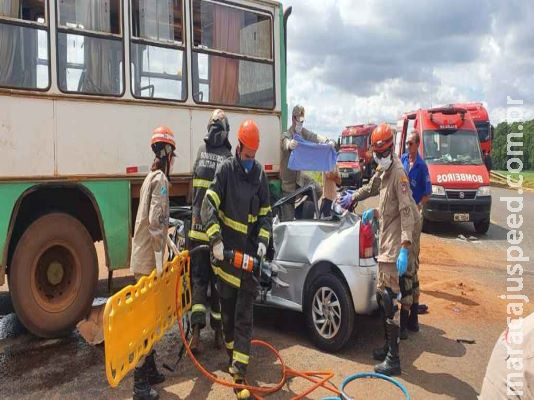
[475,121,491,142]
[337,152,357,162]
[423,129,484,165]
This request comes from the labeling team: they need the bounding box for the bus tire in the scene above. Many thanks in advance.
[9,213,98,338]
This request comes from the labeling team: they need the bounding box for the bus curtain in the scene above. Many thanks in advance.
[288,135,337,172]
[209,4,242,104]
[0,0,40,88]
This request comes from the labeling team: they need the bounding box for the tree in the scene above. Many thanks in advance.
[491,119,533,171]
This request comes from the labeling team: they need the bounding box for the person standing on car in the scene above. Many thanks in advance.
[280,105,333,221]
[399,131,431,338]
[130,126,177,400]
[339,123,419,376]
[320,165,341,218]
[201,120,272,400]
[189,109,233,354]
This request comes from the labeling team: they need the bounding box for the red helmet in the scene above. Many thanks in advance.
[238,120,260,151]
[370,123,393,153]
[151,126,176,157]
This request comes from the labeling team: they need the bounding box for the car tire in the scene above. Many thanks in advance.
[305,273,354,352]
[474,219,490,234]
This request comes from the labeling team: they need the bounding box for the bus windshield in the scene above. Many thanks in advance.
[337,152,358,162]
[475,121,491,142]
[423,130,483,165]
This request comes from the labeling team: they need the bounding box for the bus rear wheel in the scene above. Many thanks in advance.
[9,213,98,338]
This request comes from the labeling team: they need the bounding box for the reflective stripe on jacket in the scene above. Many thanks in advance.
[201,157,272,288]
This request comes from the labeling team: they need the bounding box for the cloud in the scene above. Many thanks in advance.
[284,0,534,136]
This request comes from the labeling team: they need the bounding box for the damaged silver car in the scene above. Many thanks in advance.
[262,185,378,352]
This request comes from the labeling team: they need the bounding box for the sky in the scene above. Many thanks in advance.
[284,0,534,138]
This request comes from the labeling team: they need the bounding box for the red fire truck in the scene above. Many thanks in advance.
[397,106,492,234]
[452,103,492,170]
[339,124,377,180]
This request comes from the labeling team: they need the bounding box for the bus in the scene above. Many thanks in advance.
[0,0,289,338]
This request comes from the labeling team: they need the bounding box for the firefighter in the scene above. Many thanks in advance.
[280,105,332,221]
[130,126,178,400]
[339,123,419,376]
[201,119,272,399]
[189,109,233,354]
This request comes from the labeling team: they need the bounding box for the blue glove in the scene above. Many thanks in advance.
[339,193,354,209]
[362,208,375,224]
[397,247,409,277]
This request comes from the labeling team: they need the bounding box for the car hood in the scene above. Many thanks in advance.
[273,213,361,265]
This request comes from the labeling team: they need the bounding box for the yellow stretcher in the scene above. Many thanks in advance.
[103,251,192,387]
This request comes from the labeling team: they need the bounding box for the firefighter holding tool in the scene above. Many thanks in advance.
[339,123,419,376]
[201,119,272,399]
[189,109,232,354]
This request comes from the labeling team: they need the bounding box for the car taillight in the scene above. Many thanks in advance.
[359,221,374,259]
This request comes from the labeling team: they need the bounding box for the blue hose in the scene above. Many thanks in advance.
[322,372,411,400]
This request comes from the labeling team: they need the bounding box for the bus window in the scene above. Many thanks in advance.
[0,0,49,90]
[130,0,186,101]
[191,0,274,109]
[57,0,123,96]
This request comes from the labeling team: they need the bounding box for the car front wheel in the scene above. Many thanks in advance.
[305,273,354,352]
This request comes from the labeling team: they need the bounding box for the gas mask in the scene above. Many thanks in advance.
[373,152,393,170]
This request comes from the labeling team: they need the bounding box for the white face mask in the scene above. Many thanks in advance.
[374,153,393,170]
[295,121,303,134]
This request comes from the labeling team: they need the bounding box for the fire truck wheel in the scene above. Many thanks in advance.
[9,213,98,338]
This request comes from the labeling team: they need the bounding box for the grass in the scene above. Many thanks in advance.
[495,170,534,189]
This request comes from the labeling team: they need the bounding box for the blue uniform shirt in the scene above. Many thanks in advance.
[401,152,432,204]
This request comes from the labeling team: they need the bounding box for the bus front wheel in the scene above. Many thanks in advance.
[9,213,98,338]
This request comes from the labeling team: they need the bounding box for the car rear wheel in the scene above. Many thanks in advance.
[9,213,98,338]
[305,273,354,352]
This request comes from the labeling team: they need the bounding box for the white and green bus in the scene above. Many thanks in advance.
[0,0,290,337]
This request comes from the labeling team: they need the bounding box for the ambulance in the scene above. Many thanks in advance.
[396,106,491,234]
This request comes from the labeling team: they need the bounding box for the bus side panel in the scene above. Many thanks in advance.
[0,97,55,177]
[0,183,34,285]
[55,101,192,176]
[83,180,131,271]
[190,111,281,173]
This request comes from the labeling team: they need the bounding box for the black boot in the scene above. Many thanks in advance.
[190,325,201,355]
[214,327,223,350]
[133,365,159,400]
[408,303,420,332]
[374,320,401,376]
[372,343,388,361]
[400,309,410,340]
[144,350,165,386]
[372,307,388,361]
[230,366,252,400]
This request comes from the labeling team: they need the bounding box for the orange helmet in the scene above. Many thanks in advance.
[238,120,260,151]
[370,123,394,153]
[151,126,176,157]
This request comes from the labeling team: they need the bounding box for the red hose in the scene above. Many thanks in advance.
[175,254,340,399]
